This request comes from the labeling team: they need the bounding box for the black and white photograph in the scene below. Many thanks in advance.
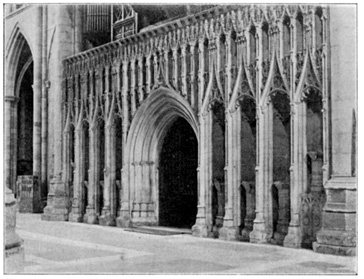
[3,1,358,274]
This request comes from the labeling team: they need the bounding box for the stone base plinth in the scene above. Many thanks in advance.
[5,246,24,274]
[272,223,289,245]
[116,210,131,227]
[250,221,268,244]
[313,229,356,256]
[313,241,356,256]
[130,203,156,225]
[83,208,98,224]
[240,227,253,242]
[192,222,209,238]
[219,226,239,241]
[312,176,357,256]
[69,211,84,223]
[283,225,302,248]
[42,178,69,221]
[129,216,157,227]
[5,187,24,273]
[99,210,116,226]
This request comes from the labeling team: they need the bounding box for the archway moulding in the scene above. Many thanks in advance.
[125,86,199,166]
[5,24,35,98]
[122,86,199,226]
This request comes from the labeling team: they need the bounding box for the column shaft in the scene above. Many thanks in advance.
[33,5,42,180]
[41,4,48,205]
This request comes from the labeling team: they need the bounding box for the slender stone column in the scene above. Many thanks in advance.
[11,98,18,197]
[137,56,144,104]
[100,66,116,226]
[189,42,196,110]
[117,61,131,227]
[40,5,48,207]
[69,119,85,222]
[153,53,158,86]
[284,101,302,247]
[180,44,187,98]
[284,16,303,248]
[61,108,72,209]
[165,48,172,87]
[33,6,43,212]
[266,101,274,238]
[130,59,136,115]
[4,96,18,192]
[84,70,99,224]
[219,111,238,240]
[69,73,85,222]
[192,38,209,237]
[172,47,178,90]
[219,33,237,241]
[192,113,211,237]
[250,104,269,243]
[100,118,116,226]
[145,54,151,95]
[94,67,103,217]
[250,25,271,243]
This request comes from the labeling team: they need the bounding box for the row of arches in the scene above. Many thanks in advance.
[5,6,327,251]
[206,82,324,248]
[61,52,325,250]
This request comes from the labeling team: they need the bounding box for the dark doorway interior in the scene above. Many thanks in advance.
[17,62,34,177]
[159,117,198,228]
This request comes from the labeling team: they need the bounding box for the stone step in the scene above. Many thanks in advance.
[125,226,191,236]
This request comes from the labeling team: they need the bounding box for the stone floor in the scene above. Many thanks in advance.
[12,213,357,274]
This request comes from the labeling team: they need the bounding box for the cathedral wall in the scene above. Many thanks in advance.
[5,6,39,59]
[328,5,356,176]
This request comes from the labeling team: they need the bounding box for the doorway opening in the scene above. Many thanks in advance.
[159,117,198,228]
[17,61,33,179]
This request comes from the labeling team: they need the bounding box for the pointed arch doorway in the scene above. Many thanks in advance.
[120,87,199,229]
[159,117,198,228]
[5,28,43,213]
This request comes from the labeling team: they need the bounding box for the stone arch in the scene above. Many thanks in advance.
[5,25,35,198]
[123,86,199,225]
[5,25,34,98]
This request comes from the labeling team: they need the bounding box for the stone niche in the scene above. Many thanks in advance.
[16,175,42,213]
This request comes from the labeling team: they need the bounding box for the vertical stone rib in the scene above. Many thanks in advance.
[172,47,177,89]
[117,60,131,227]
[122,62,129,140]
[224,32,233,222]
[192,38,209,237]
[100,65,116,226]
[12,99,18,195]
[145,54,151,95]
[164,48,170,86]
[137,56,144,104]
[189,42,196,109]
[61,76,73,203]
[130,59,136,115]
[85,69,99,224]
[153,54,158,87]
[4,96,18,192]
[198,38,204,111]
[284,16,302,248]
[41,4,48,204]
[69,74,85,222]
[181,44,187,98]
[33,5,42,181]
